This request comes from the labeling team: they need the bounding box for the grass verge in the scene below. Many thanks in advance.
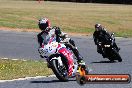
[0,1,132,37]
[0,58,53,80]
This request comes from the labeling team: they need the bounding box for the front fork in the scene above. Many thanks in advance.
[46,56,63,68]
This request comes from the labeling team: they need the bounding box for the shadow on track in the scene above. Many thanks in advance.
[30,79,76,84]
[91,60,116,63]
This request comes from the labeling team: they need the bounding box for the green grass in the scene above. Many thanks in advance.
[0,58,53,80]
[0,0,132,37]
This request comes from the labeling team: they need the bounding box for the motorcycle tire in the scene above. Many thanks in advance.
[51,59,69,81]
[108,57,114,62]
[113,49,122,62]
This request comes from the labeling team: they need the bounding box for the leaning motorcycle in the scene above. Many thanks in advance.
[99,33,122,62]
[39,35,87,81]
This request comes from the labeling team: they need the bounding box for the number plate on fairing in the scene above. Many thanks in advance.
[44,42,58,55]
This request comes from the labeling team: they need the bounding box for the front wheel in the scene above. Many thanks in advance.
[51,59,69,81]
[112,49,122,62]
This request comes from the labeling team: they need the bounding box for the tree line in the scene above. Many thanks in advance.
[43,0,132,4]
[27,0,132,4]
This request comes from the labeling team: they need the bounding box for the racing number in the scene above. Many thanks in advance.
[49,46,52,51]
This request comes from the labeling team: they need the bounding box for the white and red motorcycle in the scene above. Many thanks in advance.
[39,35,83,81]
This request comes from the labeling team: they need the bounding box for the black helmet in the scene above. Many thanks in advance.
[38,18,51,31]
[95,23,102,31]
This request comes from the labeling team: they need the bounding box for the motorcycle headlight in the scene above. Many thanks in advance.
[104,45,110,47]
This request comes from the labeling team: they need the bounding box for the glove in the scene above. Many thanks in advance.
[38,48,44,55]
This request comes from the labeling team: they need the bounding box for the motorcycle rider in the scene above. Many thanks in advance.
[93,23,120,58]
[37,18,86,66]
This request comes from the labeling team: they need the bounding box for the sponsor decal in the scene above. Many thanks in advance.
[76,74,131,85]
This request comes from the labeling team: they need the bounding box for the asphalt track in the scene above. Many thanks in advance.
[0,30,132,88]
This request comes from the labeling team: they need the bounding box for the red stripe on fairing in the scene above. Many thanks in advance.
[57,44,61,49]
[58,48,74,76]
[68,66,74,76]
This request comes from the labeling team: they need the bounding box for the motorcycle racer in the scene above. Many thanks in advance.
[93,23,120,58]
[37,18,86,66]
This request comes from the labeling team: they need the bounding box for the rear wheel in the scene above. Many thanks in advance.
[112,49,122,62]
[104,49,114,62]
[108,57,115,62]
[115,52,122,62]
[51,58,68,81]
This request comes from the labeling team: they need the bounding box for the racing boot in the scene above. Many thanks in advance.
[77,59,85,66]
[77,59,89,75]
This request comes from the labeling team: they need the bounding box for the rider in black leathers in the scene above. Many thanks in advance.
[93,24,120,58]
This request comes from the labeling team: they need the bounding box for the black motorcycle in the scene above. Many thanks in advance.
[98,33,122,62]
